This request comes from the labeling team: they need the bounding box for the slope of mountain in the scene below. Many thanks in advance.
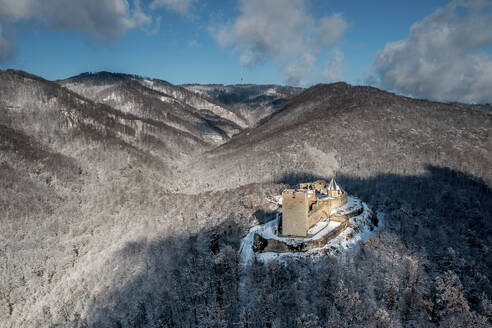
[189,82,491,191]
[60,72,248,136]
[182,83,303,126]
[0,70,217,164]
[1,70,491,328]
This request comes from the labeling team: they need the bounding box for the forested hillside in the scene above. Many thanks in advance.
[0,70,491,327]
[181,84,302,126]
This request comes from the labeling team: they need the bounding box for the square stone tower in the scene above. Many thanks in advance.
[281,189,315,237]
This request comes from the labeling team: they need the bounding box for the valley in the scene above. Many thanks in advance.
[0,69,491,327]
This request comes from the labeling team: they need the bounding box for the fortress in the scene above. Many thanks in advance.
[281,178,347,237]
[250,178,372,254]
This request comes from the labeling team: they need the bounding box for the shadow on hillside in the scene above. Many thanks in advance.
[84,165,492,327]
[253,209,278,225]
[278,165,491,209]
[84,219,245,328]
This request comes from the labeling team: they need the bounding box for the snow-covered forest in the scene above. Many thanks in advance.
[0,69,491,327]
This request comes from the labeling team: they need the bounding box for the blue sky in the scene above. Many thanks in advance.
[0,0,491,103]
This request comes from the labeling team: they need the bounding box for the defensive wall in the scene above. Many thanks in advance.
[253,220,351,253]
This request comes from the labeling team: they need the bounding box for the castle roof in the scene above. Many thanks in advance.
[327,178,342,191]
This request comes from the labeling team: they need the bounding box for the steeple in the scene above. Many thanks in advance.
[327,178,342,196]
[327,178,339,190]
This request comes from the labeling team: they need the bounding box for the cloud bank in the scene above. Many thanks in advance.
[0,0,196,64]
[0,0,151,42]
[371,0,492,104]
[211,0,348,86]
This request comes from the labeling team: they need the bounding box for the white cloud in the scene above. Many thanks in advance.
[149,0,195,15]
[0,0,202,63]
[215,0,311,66]
[210,0,348,85]
[0,0,156,63]
[0,25,16,63]
[318,14,349,46]
[371,0,492,104]
[323,50,344,81]
[0,0,151,42]
[285,53,316,86]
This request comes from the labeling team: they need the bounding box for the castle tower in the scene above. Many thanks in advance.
[281,189,315,237]
[281,180,348,239]
[327,178,343,197]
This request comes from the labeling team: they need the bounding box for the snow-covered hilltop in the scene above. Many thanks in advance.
[240,180,381,266]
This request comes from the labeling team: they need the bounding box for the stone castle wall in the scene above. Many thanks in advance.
[307,192,347,227]
[254,220,352,253]
[299,180,328,194]
[311,192,347,214]
[307,207,330,227]
[330,205,363,222]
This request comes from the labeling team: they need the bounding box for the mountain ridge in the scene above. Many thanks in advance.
[0,69,491,327]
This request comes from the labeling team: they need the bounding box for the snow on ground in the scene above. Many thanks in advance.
[311,221,341,240]
[331,196,361,216]
[307,221,329,235]
[239,200,380,267]
[265,87,279,96]
[159,96,177,104]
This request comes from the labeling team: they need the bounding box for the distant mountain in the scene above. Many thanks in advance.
[59,72,248,142]
[182,83,302,126]
[0,70,219,168]
[191,82,492,191]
